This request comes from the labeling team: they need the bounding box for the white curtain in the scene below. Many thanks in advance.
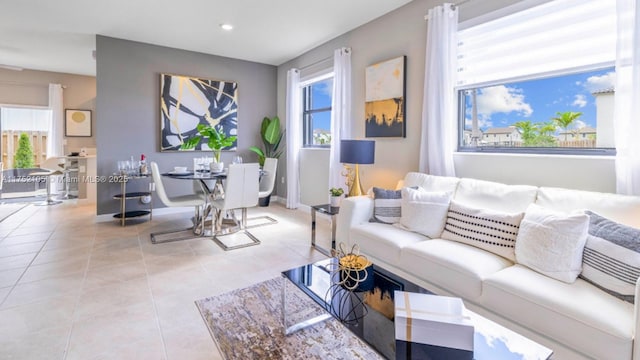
[328,47,352,193]
[419,3,458,176]
[47,83,64,158]
[285,69,302,209]
[614,0,640,195]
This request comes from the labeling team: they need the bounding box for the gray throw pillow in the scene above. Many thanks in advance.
[580,211,640,303]
[370,187,403,224]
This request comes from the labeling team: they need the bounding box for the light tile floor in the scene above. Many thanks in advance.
[0,201,333,359]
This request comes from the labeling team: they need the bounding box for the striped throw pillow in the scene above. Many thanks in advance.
[580,211,640,303]
[370,187,403,224]
[441,200,523,261]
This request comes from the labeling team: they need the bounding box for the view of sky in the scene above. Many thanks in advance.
[465,67,616,131]
[309,78,333,133]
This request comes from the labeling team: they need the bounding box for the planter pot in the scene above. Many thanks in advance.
[259,195,271,207]
[330,196,341,208]
[210,161,224,173]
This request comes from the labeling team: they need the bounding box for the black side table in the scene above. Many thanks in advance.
[311,204,340,256]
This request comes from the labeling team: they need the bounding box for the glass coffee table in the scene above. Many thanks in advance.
[282,258,553,360]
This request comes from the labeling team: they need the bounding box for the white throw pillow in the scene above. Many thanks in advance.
[515,204,589,283]
[395,187,451,238]
[440,200,524,261]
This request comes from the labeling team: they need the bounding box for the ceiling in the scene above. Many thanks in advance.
[0,0,413,76]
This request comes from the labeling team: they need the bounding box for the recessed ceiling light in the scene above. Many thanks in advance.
[220,24,233,31]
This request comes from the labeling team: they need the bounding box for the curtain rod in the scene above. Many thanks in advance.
[299,56,332,71]
[424,0,472,20]
[299,47,352,71]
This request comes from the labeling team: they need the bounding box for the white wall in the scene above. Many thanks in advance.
[454,153,616,192]
[277,0,618,203]
[299,149,330,205]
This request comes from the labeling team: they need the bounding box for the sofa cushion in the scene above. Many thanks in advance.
[453,178,537,213]
[403,172,460,193]
[370,187,403,224]
[441,200,523,261]
[515,204,589,283]
[581,211,640,303]
[536,186,640,228]
[401,239,513,300]
[481,264,633,360]
[396,187,451,238]
[351,223,427,266]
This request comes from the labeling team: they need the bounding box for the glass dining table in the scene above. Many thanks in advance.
[160,167,264,238]
[161,169,228,237]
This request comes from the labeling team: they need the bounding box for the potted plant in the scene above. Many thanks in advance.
[181,124,237,173]
[249,116,284,167]
[329,187,344,207]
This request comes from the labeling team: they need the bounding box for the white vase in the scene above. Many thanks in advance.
[210,161,224,173]
[330,196,341,207]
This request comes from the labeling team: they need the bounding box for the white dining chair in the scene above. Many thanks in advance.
[30,157,65,205]
[210,162,260,250]
[259,158,278,201]
[248,157,278,227]
[149,161,207,244]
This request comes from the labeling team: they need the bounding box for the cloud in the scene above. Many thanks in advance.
[476,85,533,118]
[315,79,333,97]
[584,71,616,92]
[572,94,587,108]
[574,120,587,129]
[465,117,493,130]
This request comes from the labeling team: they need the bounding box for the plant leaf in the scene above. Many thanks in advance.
[263,117,280,144]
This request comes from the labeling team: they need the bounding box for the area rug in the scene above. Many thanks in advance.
[0,203,29,222]
[195,277,384,359]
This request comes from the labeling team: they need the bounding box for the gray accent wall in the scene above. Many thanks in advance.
[96,36,276,215]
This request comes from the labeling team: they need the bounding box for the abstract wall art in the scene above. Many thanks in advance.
[365,56,406,138]
[160,73,238,151]
[65,109,92,137]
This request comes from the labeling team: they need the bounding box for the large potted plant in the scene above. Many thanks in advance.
[181,124,237,172]
[249,116,284,167]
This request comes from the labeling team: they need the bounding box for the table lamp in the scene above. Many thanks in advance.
[340,139,375,197]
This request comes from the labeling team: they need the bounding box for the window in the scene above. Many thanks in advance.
[301,74,333,147]
[0,107,52,168]
[456,0,616,155]
[460,67,615,152]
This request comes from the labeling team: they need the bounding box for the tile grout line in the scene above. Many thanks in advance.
[61,224,97,360]
[0,206,58,308]
[137,223,171,360]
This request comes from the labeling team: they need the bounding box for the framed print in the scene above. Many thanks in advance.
[365,56,406,138]
[160,73,238,152]
[65,109,92,137]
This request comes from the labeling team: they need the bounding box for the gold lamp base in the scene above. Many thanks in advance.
[348,164,365,197]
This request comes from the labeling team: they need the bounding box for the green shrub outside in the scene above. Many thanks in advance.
[14,133,34,169]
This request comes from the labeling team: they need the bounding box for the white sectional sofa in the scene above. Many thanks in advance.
[336,172,640,360]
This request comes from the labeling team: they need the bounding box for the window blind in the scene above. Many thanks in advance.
[456,0,616,89]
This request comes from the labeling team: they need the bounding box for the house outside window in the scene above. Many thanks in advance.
[301,74,333,147]
[456,0,616,155]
